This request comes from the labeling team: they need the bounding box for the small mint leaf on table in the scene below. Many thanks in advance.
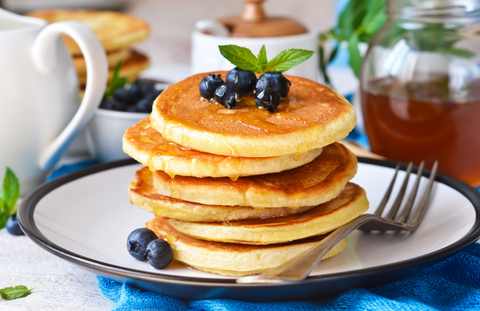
[0,285,36,300]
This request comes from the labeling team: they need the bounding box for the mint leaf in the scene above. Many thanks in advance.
[104,62,128,99]
[2,167,19,213]
[257,45,268,70]
[347,32,362,78]
[264,49,314,73]
[0,167,19,229]
[219,45,263,73]
[0,285,36,300]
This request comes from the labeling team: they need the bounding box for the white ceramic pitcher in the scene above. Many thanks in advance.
[0,8,107,194]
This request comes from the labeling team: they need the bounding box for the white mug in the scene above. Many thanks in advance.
[0,8,107,194]
[191,21,319,81]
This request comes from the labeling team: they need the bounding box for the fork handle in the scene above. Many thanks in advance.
[237,214,378,284]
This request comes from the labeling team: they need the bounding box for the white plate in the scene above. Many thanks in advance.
[19,158,480,301]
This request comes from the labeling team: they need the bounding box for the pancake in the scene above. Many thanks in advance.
[152,142,357,208]
[78,50,150,85]
[146,217,347,277]
[129,167,315,222]
[27,9,150,55]
[73,48,131,75]
[150,71,356,157]
[169,183,368,245]
[124,117,323,178]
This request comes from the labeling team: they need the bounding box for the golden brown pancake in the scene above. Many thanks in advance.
[150,72,356,157]
[129,167,316,222]
[152,142,358,208]
[124,117,323,179]
[27,9,150,55]
[169,183,368,245]
[73,48,131,75]
[146,217,347,277]
[78,50,149,85]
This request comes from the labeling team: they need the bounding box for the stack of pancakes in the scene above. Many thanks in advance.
[27,9,150,91]
[123,72,369,276]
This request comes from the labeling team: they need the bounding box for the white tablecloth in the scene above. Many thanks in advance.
[0,229,115,310]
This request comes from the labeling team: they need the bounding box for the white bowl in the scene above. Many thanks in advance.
[87,108,149,163]
[86,81,170,163]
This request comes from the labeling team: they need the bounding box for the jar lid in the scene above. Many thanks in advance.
[217,0,308,38]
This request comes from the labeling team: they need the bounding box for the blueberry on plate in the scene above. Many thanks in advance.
[226,67,257,95]
[145,239,173,269]
[255,72,291,99]
[199,74,225,99]
[6,214,24,236]
[255,88,282,113]
[214,82,242,109]
[127,228,158,261]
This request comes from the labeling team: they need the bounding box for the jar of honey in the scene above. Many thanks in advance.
[361,0,480,187]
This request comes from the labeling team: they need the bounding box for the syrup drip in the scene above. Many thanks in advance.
[164,234,178,242]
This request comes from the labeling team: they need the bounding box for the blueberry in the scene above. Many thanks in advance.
[113,84,141,105]
[255,88,282,112]
[136,80,156,97]
[6,214,24,236]
[100,98,127,111]
[199,74,225,99]
[127,228,158,261]
[133,98,154,113]
[226,67,257,95]
[255,72,291,99]
[145,239,173,269]
[214,82,242,109]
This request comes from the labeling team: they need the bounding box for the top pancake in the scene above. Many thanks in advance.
[151,72,356,157]
[27,9,150,55]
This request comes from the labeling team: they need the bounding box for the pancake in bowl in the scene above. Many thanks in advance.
[169,183,368,245]
[152,142,357,208]
[27,9,150,55]
[129,167,315,222]
[73,48,131,75]
[150,72,356,157]
[146,217,347,277]
[124,117,323,179]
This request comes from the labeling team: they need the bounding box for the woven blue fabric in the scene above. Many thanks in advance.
[96,243,480,310]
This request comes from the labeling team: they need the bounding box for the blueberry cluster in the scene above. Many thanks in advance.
[199,68,291,113]
[127,228,173,269]
[100,80,164,113]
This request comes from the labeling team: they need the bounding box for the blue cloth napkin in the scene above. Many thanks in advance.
[97,243,480,310]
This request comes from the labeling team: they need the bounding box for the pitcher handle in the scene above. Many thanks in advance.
[32,21,108,170]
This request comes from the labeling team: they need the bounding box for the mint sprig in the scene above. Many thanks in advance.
[0,285,36,300]
[0,167,20,229]
[104,61,128,99]
[219,45,314,74]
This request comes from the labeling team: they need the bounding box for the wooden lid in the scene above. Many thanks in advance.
[217,0,308,38]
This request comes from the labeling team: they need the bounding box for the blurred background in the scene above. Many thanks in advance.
[0,0,339,83]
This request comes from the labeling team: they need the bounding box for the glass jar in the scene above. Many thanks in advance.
[361,0,480,187]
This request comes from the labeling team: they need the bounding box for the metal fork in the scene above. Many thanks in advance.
[237,161,438,284]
